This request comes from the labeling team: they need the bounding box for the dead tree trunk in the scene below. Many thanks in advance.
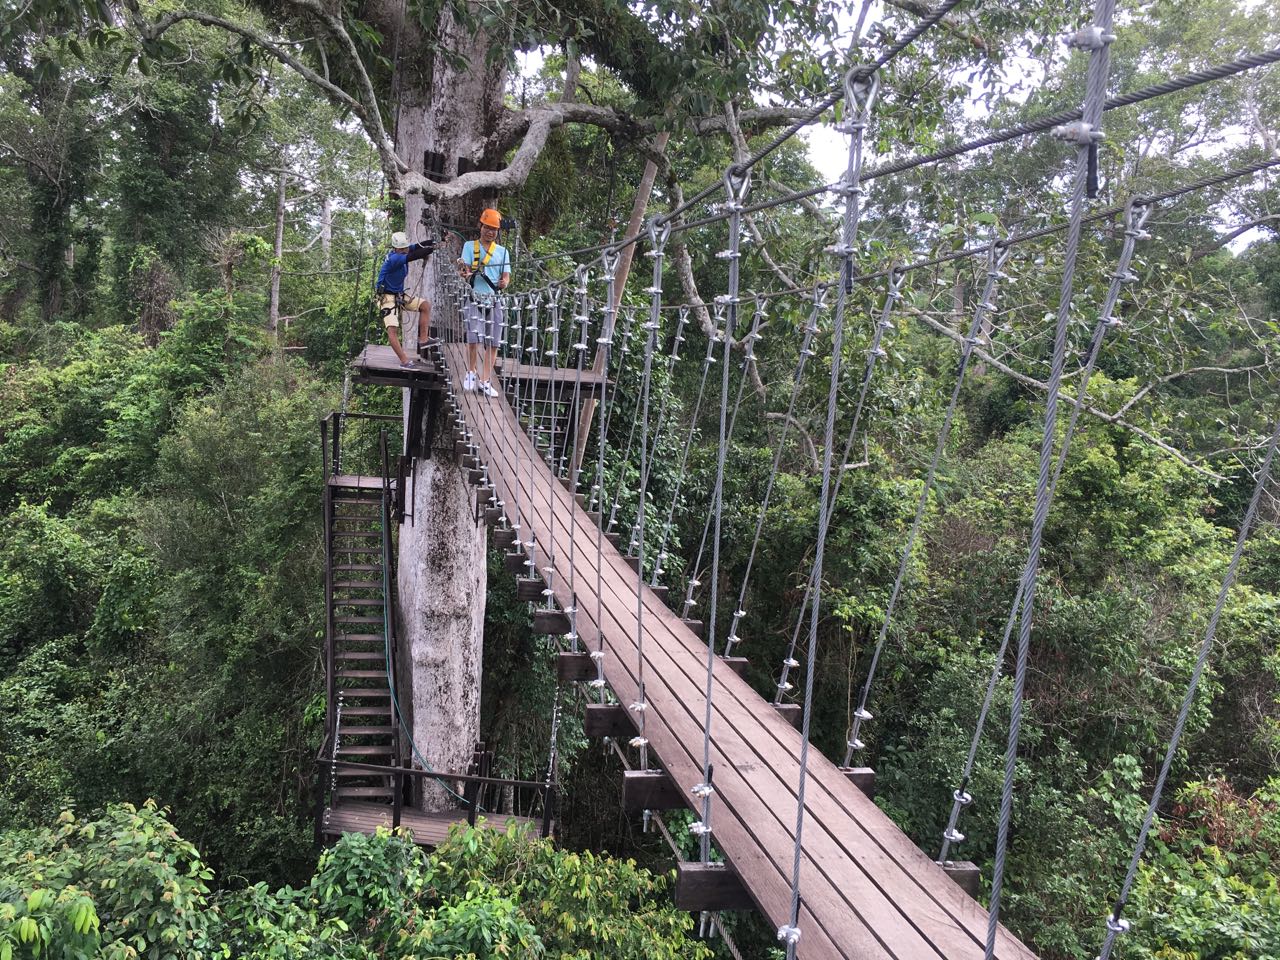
[391,6,508,810]
[268,167,286,337]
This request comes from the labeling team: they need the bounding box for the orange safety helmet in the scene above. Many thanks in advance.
[479,208,502,229]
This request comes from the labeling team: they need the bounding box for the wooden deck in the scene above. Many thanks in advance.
[440,342,1038,960]
[349,343,605,395]
[351,344,445,387]
[323,800,539,847]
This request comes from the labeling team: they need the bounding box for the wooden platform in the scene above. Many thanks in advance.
[351,344,445,387]
[497,357,608,396]
[440,343,1038,960]
[322,800,539,847]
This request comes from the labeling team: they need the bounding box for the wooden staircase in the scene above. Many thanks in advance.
[325,475,400,806]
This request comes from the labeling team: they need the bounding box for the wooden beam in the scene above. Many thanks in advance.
[622,769,688,814]
[583,703,633,738]
[721,656,748,679]
[606,532,623,548]
[556,651,596,683]
[531,609,571,635]
[941,861,982,900]
[624,555,640,573]
[773,703,802,729]
[681,618,703,638]
[493,528,518,550]
[515,577,544,602]
[839,766,876,800]
[503,551,526,574]
[484,506,504,526]
[674,862,755,912]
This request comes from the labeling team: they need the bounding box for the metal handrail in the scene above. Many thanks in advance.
[379,428,405,827]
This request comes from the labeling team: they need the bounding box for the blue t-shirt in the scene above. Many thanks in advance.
[461,241,510,299]
[376,243,431,293]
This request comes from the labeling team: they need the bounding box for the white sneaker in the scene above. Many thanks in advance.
[463,371,477,392]
[480,380,499,398]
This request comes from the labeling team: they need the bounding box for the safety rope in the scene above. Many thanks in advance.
[842,239,1013,765]
[592,305,639,511]
[723,285,826,656]
[1095,405,1280,960]
[779,67,879,960]
[937,199,1153,862]
[986,7,1116,956]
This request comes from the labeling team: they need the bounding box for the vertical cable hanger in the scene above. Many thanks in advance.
[779,65,879,960]
[564,263,593,654]
[591,250,621,697]
[629,218,671,771]
[938,199,1152,865]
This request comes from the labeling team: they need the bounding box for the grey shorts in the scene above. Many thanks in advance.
[463,301,505,346]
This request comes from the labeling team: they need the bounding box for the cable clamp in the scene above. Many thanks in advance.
[691,782,714,799]
[688,820,712,836]
[943,826,965,843]
[826,242,855,256]
[715,249,741,260]
[595,336,613,346]
[1066,25,1116,50]
[783,657,799,668]
[854,707,873,722]
[589,650,605,661]
[714,294,742,305]
[573,342,587,352]
[629,700,648,713]
[777,924,802,946]
[1051,120,1105,145]
[629,736,648,749]
[726,634,740,645]
[1112,270,1139,284]
[870,346,888,360]
[588,677,607,689]
[847,737,866,751]
[777,680,794,692]
[644,286,662,295]
[1102,316,1124,330]
[1106,916,1130,935]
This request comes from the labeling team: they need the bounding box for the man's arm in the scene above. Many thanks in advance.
[406,241,436,264]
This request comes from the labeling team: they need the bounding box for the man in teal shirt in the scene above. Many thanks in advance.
[457,208,511,396]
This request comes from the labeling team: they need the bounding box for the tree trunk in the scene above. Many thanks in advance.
[391,5,508,811]
[320,192,332,271]
[268,167,286,337]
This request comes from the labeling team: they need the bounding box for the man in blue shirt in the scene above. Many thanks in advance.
[456,208,511,396]
[376,230,436,367]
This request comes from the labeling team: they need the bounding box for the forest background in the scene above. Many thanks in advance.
[0,0,1279,957]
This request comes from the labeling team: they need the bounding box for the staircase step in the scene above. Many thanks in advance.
[330,598,384,607]
[333,565,383,572]
[334,744,394,756]
[335,787,396,799]
[338,688,391,699]
[335,651,386,661]
[336,616,383,625]
[333,549,380,556]
[332,496,381,504]
[332,531,382,539]
[333,633,384,643]
[341,706,394,716]
[331,580,384,589]
[336,670,388,679]
[335,725,393,736]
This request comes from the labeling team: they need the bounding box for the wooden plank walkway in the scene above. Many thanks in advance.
[441,343,1039,960]
[323,800,539,847]
[352,344,444,387]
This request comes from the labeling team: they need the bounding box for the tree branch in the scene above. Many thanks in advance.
[899,303,1228,482]
[765,411,820,472]
[1188,215,1280,261]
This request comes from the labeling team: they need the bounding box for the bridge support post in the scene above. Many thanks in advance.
[839,766,877,800]
[941,861,982,900]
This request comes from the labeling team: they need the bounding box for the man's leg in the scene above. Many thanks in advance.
[387,323,410,364]
[484,344,498,383]
[417,301,433,353]
[467,342,478,373]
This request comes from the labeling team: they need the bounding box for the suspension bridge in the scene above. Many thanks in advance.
[312,2,1280,958]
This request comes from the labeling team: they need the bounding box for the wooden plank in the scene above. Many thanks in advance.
[503,551,527,574]
[583,703,633,738]
[674,862,756,912]
[515,577,544,602]
[531,609,570,635]
[493,528,519,550]
[681,618,704,638]
[444,345,1038,960]
[622,769,687,813]
[774,703,803,729]
[557,651,596,683]
[941,862,982,901]
[841,767,877,801]
[721,656,749,679]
